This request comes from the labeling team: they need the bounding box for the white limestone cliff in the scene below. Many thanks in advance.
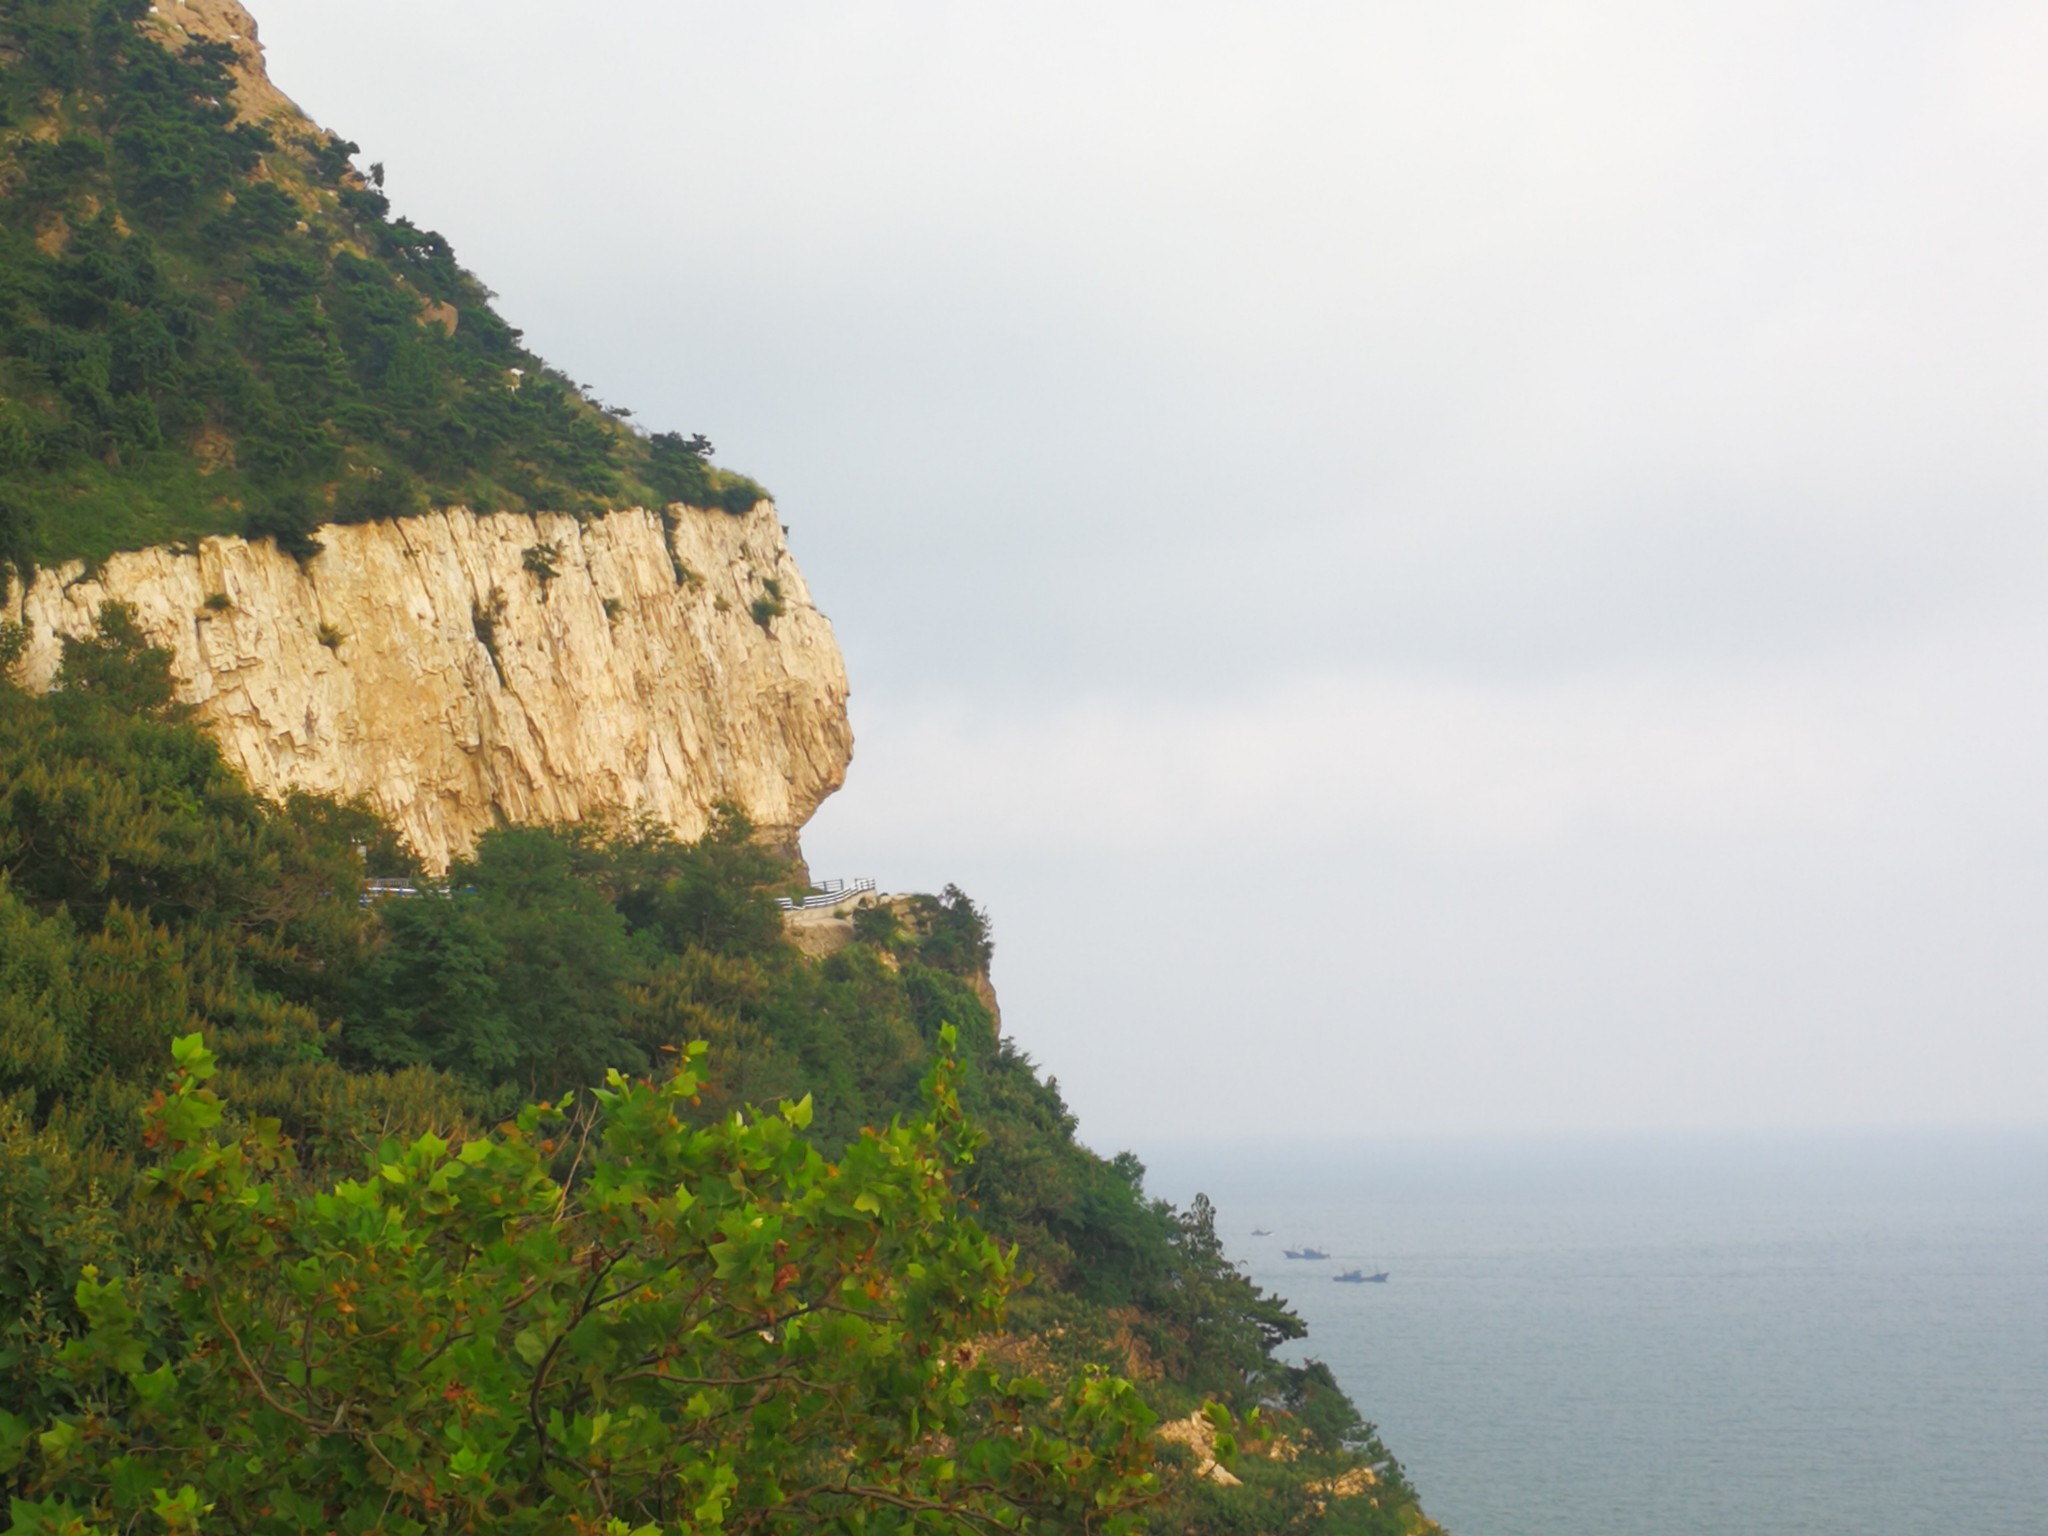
[3,504,853,870]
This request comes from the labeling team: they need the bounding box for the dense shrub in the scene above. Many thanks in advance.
[241,490,323,562]
[4,1034,1161,1535]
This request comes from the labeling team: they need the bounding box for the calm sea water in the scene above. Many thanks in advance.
[1139,1130,2048,1536]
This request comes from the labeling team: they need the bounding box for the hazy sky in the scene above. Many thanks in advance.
[252,0,2048,1144]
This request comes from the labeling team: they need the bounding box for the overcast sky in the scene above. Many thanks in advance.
[253,0,2048,1144]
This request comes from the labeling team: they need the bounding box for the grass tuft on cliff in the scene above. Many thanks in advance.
[0,0,767,572]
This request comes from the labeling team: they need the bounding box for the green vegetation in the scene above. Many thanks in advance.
[521,538,561,587]
[0,607,1439,1533]
[5,1032,1158,1535]
[0,0,768,574]
[470,591,506,684]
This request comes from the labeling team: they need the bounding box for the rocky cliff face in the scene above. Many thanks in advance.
[4,504,852,870]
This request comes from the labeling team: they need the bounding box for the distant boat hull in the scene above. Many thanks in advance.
[1284,1248,1330,1260]
[1334,1269,1391,1284]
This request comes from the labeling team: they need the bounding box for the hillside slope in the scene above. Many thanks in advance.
[0,638,1444,1533]
[0,0,758,572]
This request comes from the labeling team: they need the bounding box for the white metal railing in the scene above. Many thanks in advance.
[359,877,453,905]
[776,877,877,912]
[364,876,878,913]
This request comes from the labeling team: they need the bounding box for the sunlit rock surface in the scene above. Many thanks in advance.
[6,504,852,869]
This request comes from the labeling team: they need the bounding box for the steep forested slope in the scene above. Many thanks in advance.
[0,614,1440,1533]
[0,0,760,573]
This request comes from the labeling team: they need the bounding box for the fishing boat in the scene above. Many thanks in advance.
[1251,1228,1272,1237]
[1283,1247,1329,1260]
[1334,1268,1390,1283]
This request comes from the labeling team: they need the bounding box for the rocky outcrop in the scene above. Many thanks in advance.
[1157,1413,1244,1487]
[3,504,852,870]
[781,894,1003,1034]
[151,0,301,129]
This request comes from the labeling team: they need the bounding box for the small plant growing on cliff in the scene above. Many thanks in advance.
[655,506,692,585]
[472,590,508,685]
[714,594,731,613]
[750,577,786,631]
[602,597,624,623]
[522,539,562,587]
[316,621,345,651]
[201,590,233,613]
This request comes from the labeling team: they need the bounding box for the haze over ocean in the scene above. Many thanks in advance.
[1143,1129,2048,1535]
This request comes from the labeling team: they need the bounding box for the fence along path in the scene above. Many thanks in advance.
[361,875,878,913]
[776,878,877,912]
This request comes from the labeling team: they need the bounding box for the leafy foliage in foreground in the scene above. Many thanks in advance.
[0,0,766,572]
[3,1033,1158,1535]
[0,620,1438,1533]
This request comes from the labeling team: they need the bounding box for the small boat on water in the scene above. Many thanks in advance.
[1334,1268,1390,1284]
[1283,1247,1329,1260]
[1251,1228,1272,1237]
